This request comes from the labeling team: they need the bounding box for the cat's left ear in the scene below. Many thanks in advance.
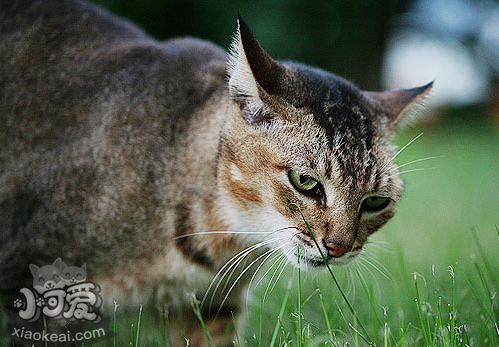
[227,14,285,124]
[365,82,433,130]
[53,258,62,269]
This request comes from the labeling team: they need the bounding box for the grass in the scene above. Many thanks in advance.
[1,113,497,347]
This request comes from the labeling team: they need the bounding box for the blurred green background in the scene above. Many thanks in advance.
[88,0,499,345]
[92,0,408,90]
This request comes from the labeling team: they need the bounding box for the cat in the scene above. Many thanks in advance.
[60,262,87,286]
[29,258,64,294]
[0,0,431,345]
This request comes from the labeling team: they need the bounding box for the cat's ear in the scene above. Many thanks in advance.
[366,82,433,130]
[53,258,62,269]
[227,14,285,124]
[29,264,39,277]
[81,263,87,272]
[61,261,67,270]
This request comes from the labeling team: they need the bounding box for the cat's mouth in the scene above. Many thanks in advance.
[292,246,362,268]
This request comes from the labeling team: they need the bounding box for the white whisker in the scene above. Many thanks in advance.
[264,248,294,302]
[385,167,434,180]
[365,242,392,254]
[201,237,283,308]
[269,253,291,295]
[384,132,424,169]
[174,226,298,240]
[216,247,278,315]
[263,254,288,304]
[208,236,286,308]
[348,266,356,303]
[356,258,378,280]
[254,252,285,289]
[396,156,439,170]
[359,254,392,280]
[245,247,281,311]
[173,231,273,239]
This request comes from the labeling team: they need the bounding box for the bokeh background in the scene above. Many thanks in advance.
[89,0,499,345]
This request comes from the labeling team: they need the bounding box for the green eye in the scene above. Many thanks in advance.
[362,196,390,212]
[289,170,318,191]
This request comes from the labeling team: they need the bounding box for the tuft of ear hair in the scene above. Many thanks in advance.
[227,14,285,124]
[29,264,40,277]
[53,257,62,269]
[366,82,434,130]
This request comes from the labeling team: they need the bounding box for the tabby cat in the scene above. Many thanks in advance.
[0,0,431,345]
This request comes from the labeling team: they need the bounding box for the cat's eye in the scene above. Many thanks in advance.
[39,277,44,283]
[77,273,82,278]
[53,274,59,280]
[361,196,391,213]
[289,170,318,191]
[66,272,70,277]
[288,170,324,203]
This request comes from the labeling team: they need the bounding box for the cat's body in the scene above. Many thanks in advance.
[1,0,234,303]
[0,0,430,345]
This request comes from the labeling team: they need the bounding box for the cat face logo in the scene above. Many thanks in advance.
[16,259,102,323]
[29,258,65,294]
[61,262,87,286]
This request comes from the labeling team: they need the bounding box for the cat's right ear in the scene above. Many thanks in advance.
[29,264,39,277]
[366,82,433,131]
[227,14,285,124]
[53,258,62,269]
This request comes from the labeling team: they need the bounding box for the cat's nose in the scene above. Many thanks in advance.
[324,240,352,258]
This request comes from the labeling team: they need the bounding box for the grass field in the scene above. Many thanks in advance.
[2,111,497,347]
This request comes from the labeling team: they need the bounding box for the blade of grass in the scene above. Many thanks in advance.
[258,296,263,347]
[302,289,320,307]
[471,228,499,291]
[297,245,303,347]
[449,266,456,347]
[162,306,174,347]
[231,311,241,347]
[297,209,374,346]
[269,281,292,347]
[466,277,495,323]
[414,273,431,346]
[43,314,48,347]
[135,305,143,347]
[130,323,134,346]
[319,291,335,345]
[113,301,118,347]
[278,316,291,347]
[431,296,442,347]
[191,295,214,347]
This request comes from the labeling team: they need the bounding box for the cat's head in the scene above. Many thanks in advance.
[30,258,64,294]
[218,16,432,269]
[61,262,87,286]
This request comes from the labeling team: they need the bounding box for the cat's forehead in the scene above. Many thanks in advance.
[279,63,381,178]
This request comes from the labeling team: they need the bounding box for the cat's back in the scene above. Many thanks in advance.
[0,0,228,299]
[0,0,227,165]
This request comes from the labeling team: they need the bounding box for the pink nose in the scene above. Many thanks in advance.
[325,241,352,258]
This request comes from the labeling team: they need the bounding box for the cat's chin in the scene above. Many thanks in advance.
[287,252,359,270]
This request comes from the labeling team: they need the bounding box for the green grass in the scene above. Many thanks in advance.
[1,114,497,347]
